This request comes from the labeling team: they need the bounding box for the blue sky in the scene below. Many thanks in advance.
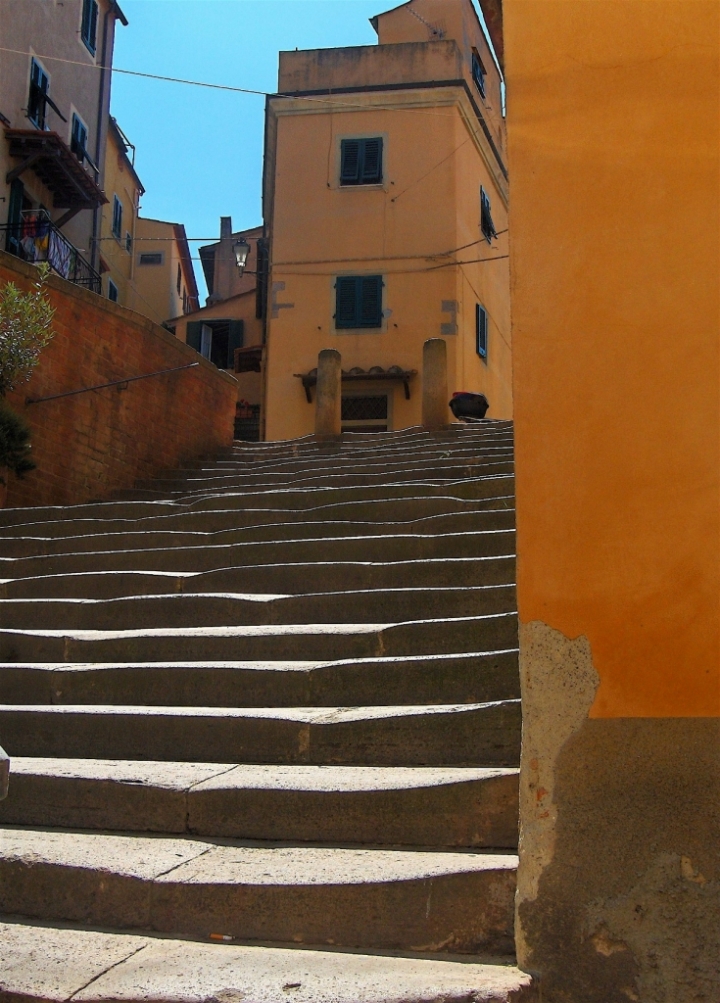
[111,1,383,293]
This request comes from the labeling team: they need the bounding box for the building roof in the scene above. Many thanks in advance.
[107,118,145,195]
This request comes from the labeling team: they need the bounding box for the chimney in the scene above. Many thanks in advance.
[220,216,232,239]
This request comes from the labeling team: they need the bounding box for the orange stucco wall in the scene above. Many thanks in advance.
[505,0,719,717]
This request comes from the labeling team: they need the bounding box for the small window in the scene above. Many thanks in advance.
[107,279,119,303]
[81,0,99,55]
[139,252,163,265]
[476,304,488,361]
[111,195,123,239]
[340,138,383,186]
[70,113,88,162]
[472,51,487,98]
[342,395,389,433]
[28,59,49,129]
[334,275,383,329]
[176,262,182,295]
[125,231,132,253]
[480,186,496,243]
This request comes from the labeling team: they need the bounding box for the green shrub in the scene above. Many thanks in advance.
[0,262,55,397]
[0,401,35,482]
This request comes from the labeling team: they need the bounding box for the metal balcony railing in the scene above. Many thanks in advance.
[1,211,102,294]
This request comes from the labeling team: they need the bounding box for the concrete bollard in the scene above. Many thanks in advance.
[422,338,449,430]
[315,348,342,438]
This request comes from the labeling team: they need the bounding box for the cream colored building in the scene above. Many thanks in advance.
[98,118,144,306]
[129,218,199,327]
[262,0,509,441]
[0,0,127,289]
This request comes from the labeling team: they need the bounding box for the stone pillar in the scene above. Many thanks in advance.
[422,338,449,430]
[0,745,8,800]
[315,349,342,438]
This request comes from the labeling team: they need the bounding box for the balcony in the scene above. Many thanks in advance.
[2,211,102,294]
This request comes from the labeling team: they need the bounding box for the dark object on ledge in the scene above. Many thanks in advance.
[449,391,490,422]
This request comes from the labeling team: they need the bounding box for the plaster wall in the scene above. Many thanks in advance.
[501,0,720,997]
[0,0,121,266]
[99,124,142,307]
[130,218,189,326]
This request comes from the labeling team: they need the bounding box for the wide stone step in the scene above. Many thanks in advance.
[1,555,516,599]
[0,828,517,953]
[0,529,514,578]
[0,649,519,707]
[0,700,521,765]
[0,614,518,663]
[176,443,514,479]
[0,759,519,847]
[0,585,516,630]
[133,458,515,494]
[0,510,516,558]
[0,496,514,539]
[0,475,513,527]
[0,918,535,1003]
[130,475,516,511]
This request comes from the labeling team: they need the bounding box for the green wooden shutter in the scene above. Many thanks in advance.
[359,276,383,327]
[335,277,358,328]
[340,140,361,184]
[227,320,244,369]
[186,321,203,353]
[361,138,383,183]
[476,304,488,359]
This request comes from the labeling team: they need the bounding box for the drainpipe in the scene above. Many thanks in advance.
[91,2,113,274]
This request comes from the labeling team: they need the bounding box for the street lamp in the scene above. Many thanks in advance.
[233,237,250,273]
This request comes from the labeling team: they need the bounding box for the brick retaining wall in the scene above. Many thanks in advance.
[1,251,237,508]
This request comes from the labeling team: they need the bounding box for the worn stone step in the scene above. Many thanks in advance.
[0,827,517,953]
[129,475,516,511]
[0,496,514,540]
[0,529,515,579]
[0,585,516,630]
[0,759,519,847]
[174,444,514,480]
[1,555,516,600]
[0,700,521,765]
[133,458,515,494]
[0,918,536,1003]
[0,510,516,558]
[0,614,518,664]
[0,649,519,707]
[0,474,513,527]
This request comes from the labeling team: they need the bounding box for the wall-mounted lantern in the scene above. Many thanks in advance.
[233,237,250,273]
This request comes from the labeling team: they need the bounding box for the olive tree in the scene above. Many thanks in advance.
[0,263,55,397]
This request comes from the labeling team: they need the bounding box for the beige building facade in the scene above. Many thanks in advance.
[0,0,127,289]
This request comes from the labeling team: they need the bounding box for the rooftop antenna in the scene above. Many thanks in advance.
[407,5,445,39]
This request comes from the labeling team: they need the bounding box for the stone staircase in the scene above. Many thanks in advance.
[0,423,535,1002]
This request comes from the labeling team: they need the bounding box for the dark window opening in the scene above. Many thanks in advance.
[480,186,497,243]
[472,51,487,98]
[340,137,383,185]
[335,275,383,329]
[28,59,49,129]
[139,252,162,265]
[108,279,119,302]
[81,0,99,55]
[186,319,244,370]
[476,304,488,361]
[342,394,389,433]
[70,114,88,162]
[176,262,182,295]
[125,232,132,253]
[112,196,123,238]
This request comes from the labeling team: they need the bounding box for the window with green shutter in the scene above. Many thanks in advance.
[81,0,99,54]
[340,138,383,185]
[335,276,383,329]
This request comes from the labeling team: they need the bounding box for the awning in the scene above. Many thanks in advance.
[234,346,263,373]
[294,365,417,403]
[4,130,108,212]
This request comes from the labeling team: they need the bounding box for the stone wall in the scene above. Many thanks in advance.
[1,251,237,508]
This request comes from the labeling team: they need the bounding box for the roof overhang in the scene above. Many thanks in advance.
[294,365,417,403]
[5,130,108,210]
